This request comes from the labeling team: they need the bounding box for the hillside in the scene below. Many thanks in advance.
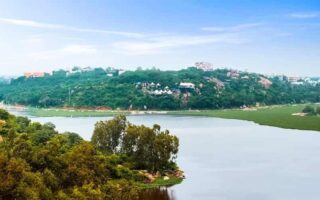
[0,67,319,110]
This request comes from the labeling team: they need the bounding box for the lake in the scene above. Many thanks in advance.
[14,112,320,200]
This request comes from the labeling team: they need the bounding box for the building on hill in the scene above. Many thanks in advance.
[118,69,126,75]
[227,69,240,79]
[195,62,214,71]
[259,77,273,88]
[24,72,46,78]
[82,66,93,72]
[204,77,225,90]
[288,77,302,82]
[179,82,195,89]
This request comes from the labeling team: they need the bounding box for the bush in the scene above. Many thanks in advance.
[317,106,320,115]
[302,105,316,115]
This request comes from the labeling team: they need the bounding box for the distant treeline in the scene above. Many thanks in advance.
[0,67,319,109]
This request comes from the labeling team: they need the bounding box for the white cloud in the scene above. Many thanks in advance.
[61,45,97,55]
[201,23,262,32]
[288,12,320,19]
[28,50,58,60]
[28,44,97,60]
[25,35,46,47]
[0,18,144,38]
[113,34,245,55]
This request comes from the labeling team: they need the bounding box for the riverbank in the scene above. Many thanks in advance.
[170,104,320,132]
[139,176,184,189]
[3,104,320,132]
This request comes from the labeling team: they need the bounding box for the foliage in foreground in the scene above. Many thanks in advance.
[0,110,180,200]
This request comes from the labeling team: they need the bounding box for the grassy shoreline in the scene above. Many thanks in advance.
[139,176,183,189]
[5,104,320,132]
[170,104,320,132]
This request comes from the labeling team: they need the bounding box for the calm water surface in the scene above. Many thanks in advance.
[17,113,320,200]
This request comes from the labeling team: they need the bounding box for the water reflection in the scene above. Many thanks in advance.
[140,188,175,200]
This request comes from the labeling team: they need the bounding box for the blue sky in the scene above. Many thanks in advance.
[0,0,319,76]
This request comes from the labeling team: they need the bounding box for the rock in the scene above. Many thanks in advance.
[163,176,170,180]
[144,172,156,183]
[174,170,186,179]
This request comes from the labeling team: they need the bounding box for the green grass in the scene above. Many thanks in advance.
[138,176,183,189]
[26,104,320,132]
[169,104,320,132]
[27,108,129,117]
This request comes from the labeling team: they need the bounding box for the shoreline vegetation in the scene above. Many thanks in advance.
[3,103,320,132]
[0,110,184,199]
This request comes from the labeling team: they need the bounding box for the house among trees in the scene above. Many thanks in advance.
[24,72,46,78]
[195,62,214,71]
[259,77,273,88]
[227,69,240,79]
[205,77,225,90]
[179,82,195,89]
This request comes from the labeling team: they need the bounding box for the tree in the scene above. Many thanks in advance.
[302,105,316,115]
[92,116,179,172]
[0,111,182,199]
[316,106,320,115]
[63,132,83,147]
[63,142,109,186]
[0,152,46,200]
[102,180,139,200]
[91,115,127,154]
[122,124,179,172]
[12,134,33,162]
[16,116,31,133]
[31,122,57,145]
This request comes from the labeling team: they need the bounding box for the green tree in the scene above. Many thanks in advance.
[0,111,182,199]
[123,124,179,172]
[0,152,46,200]
[102,180,139,200]
[91,115,127,154]
[63,142,109,186]
[302,105,316,115]
[31,122,57,145]
[316,106,320,115]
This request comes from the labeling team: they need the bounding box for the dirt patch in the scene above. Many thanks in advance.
[292,112,307,116]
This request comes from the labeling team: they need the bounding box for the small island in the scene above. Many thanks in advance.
[0,110,183,200]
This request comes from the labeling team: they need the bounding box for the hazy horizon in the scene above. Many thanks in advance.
[0,0,319,76]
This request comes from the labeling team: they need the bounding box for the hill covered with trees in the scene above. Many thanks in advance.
[0,67,319,110]
[0,110,181,199]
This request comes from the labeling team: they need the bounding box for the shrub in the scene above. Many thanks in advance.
[302,105,316,115]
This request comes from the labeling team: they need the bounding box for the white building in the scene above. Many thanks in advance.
[179,82,195,89]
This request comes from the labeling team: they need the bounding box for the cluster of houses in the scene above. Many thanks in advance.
[136,82,198,96]
[204,77,225,90]
[259,77,273,88]
[265,74,320,86]
[24,66,126,78]
[66,66,125,77]
[24,72,47,78]
[287,77,320,86]
[195,62,214,71]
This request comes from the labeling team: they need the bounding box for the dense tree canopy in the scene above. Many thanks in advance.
[92,116,179,172]
[0,110,180,199]
[0,67,319,110]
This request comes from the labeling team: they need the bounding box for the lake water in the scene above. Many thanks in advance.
[15,112,320,200]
